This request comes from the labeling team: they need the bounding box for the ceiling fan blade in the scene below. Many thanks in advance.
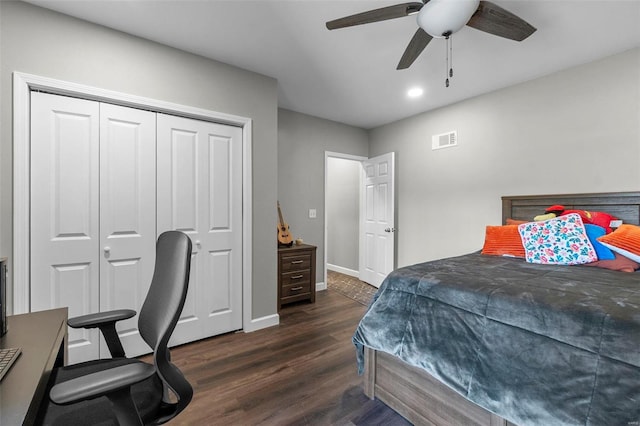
[397,28,433,70]
[466,0,536,41]
[326,2,423,30]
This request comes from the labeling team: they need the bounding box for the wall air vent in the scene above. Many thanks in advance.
[432,130,457,150]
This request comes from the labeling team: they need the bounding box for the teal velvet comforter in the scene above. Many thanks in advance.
[353,252,640,426]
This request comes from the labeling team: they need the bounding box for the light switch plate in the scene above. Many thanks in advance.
[309,209,316,219]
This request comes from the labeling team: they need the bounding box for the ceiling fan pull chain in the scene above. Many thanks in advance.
[445,36,450,87]
[449,36,454,79]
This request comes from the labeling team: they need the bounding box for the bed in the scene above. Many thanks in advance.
[353,192,640,426]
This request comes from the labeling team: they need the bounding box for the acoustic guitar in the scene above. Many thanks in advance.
[277,201,293,246]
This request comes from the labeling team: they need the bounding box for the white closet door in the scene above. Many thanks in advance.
[99,103,156,358]
[31,94,157,363]
[157,114,242,345]
[31,92,101,363]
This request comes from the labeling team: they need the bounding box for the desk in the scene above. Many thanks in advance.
[0,308,68,425]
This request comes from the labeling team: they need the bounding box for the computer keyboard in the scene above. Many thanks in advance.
[0,347,21,382]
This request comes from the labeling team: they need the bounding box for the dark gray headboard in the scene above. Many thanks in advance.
[502,192,640,225]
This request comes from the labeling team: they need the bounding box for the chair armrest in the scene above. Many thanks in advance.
[50,363,155,405]
[67,309,136,329]
[68,309,137,358]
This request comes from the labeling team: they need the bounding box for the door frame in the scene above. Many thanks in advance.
[12,72,255,331]
[323,151,367,288]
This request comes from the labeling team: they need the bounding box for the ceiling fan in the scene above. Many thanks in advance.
[326,0,536,71]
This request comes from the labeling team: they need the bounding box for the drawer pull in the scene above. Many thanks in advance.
[291,274,304,279]
[291,260,304,264]
[291,286,304,291]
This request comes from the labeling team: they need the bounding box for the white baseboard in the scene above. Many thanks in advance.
[316,281,327,291]
[243,313,279,333]
[327,263,359,278]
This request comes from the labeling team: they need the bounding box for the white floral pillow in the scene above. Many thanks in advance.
[518,213,597,265]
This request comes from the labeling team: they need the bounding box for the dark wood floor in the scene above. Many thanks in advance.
[160,290,411,425]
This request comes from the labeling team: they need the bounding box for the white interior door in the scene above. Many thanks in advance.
[99,103,156,358]
[360,152,395,288]
[157,114,242,345]
[31,92,101,363]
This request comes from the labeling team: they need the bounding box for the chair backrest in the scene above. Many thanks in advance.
[139,230,193,423]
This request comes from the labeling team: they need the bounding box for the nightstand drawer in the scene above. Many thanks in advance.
[281,270,311,287]
[281,281,311,298]
[280,254,312,273]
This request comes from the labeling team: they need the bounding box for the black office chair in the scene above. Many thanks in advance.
[38,231,193,426]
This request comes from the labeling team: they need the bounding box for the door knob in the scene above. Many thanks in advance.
[104,246,111,253]
[384,228,396,233]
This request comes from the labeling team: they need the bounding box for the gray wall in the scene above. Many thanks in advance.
[326,157,360,272]
[277,109,368,283]
[369,48,640,268]
[5,2,637,315]
[0,1,278,319]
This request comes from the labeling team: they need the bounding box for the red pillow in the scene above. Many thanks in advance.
[481,225,525,258]
[584,251,639,273]
[562,210,617,234]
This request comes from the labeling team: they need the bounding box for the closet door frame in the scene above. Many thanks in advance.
[12,72,263,332]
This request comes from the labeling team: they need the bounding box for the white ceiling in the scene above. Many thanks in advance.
[25,0,640,129]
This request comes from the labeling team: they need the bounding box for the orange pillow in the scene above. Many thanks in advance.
[506,218,528,225]
[481,225,525,258]
[597,224,640,263]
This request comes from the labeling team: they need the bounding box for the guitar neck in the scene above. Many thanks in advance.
[277,202,286,226]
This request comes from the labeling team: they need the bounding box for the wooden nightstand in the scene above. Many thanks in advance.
[277,244,317,309]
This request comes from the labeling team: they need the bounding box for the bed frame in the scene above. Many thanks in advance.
[363,192,640,426]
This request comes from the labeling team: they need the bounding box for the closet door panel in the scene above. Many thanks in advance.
[204,130,242,333]
[170,130,199,232]
[171,252,201,344]
[31,92,100,363]
[207,250,231,314]
[157,117,205,344]
[99,103,157,357]
[209,135,231,230]
[157,114,242,345]
[161,131,202,342]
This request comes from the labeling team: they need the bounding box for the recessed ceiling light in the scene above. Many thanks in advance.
[407,87,423,98]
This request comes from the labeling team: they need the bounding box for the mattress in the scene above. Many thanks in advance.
[353,252,640,425]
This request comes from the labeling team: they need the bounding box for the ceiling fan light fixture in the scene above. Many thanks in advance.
[417,0,480,38]
[326,0,535,72]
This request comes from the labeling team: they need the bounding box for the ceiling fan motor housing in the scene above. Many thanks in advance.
[417,0,480,38]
